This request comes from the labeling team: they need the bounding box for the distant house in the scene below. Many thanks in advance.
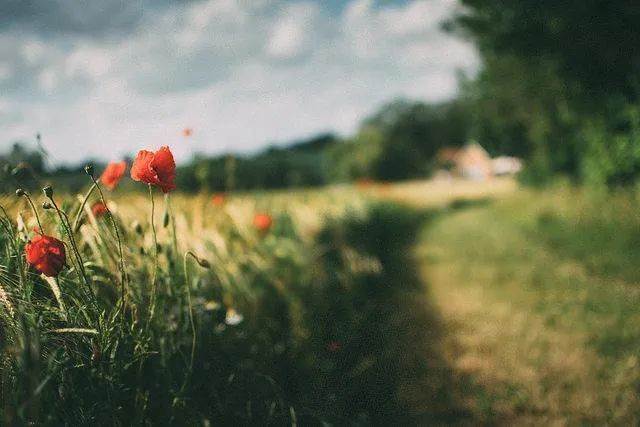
[436,143,522,180]
[437,142,493,180]
[492,156,523,176]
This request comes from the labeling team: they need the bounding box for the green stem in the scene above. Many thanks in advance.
[49,197,96,311]
[148,185,158,324]
[166,194,179,261]
[90,177,127,311]
[21,193,43,232]
[181,251,198,393]
[72,182,97,231]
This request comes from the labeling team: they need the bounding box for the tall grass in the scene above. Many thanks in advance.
[0,181,447,424]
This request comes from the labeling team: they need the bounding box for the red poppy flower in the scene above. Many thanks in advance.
[100,161,127,191]
[212,193,226,206]
[130,146,176,193]
[91,202,108,218]
[253,213,273,233]
[25,232,66,277]
[183,128,193,137]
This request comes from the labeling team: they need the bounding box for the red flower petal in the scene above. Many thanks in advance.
[130,150,158,186]
[25,234,66,277]
[149,146,176,193]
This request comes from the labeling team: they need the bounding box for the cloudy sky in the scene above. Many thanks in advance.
[0,0,477,165]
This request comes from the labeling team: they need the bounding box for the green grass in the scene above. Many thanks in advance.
[418,186,640,424]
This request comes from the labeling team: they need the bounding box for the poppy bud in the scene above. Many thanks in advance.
[42,202,53,210]
[196,257,211,269]
[84,164,95,178]
[162,210,170,228]
[43,185,53,198]
[15,188,25,197]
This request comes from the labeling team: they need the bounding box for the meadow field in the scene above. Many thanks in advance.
[1,176,639,425]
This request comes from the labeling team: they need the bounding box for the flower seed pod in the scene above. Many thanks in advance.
[43,185,53,198]
[42,202,53,210]
[15,188,25,197]
[84,164,95,178]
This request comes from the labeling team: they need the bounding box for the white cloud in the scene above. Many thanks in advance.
[380,0,457,36]
[37,69,58,92]
[65,45,113,80]
[0,0,478,165]
[267,2,319,59]
[21,40,46,65]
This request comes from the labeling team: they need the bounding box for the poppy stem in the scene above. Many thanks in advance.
[48,196,96,312]
[165,194,179,260]
[72,182,97,232]
[89,176,128,313]
[148,184,158,324]
[180,251,199,393]
[18,191,43,233]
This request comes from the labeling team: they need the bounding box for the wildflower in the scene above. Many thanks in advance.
[131,146,176,193]
[253,213,273,233]
[100,161,127,190]
[211,193,226,206]
[91,202,108,218]
[25,231,66,277]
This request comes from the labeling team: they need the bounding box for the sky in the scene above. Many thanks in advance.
[0,0,478,165]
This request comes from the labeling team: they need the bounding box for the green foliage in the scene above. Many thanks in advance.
[325,127,384,182]
[581,105,640,187]
[453,0,640,186]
